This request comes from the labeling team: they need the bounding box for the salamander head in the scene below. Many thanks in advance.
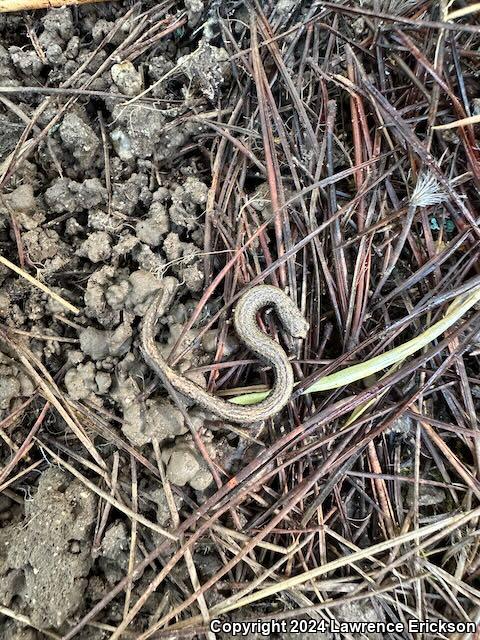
[288,313,310,339]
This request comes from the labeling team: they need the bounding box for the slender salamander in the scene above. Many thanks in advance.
[140,283,309,424]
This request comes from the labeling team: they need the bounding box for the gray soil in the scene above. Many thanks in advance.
[0,2,238,635]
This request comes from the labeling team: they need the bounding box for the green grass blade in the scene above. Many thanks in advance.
[229,285,480,405]
[305,287,480,394]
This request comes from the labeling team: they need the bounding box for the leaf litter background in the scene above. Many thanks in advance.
[0,0,480,638]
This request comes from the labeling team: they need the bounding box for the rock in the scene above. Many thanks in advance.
[185,0,204,27]
[9,46,43,77]
[162,438,214,490]
[111,61,143,96]
[59,112,100,169]
[165,445,200,486]
[176,42,229,100]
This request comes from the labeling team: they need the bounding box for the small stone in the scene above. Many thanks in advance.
[166,446,200,486]
[59,113,99,169]
[110,128,133,161]
[111,61,143,96]
[176,43,229,101]
[190,468,213,491]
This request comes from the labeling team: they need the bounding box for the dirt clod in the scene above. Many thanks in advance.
[0,468,96,629]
